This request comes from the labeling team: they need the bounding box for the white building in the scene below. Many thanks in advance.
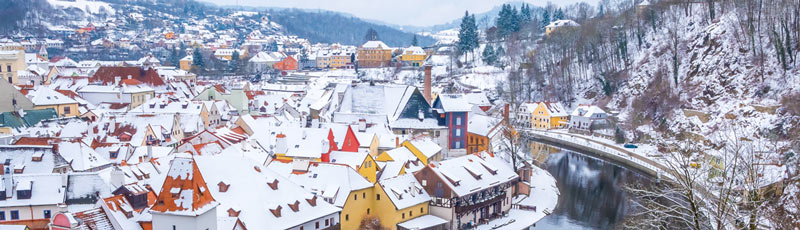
[569,105,608,131]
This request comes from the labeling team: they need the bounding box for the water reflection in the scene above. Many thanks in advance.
[530,142,652,230]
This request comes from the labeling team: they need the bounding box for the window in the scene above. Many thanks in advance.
[345,214,349,221]
[367,208,370,214]
[64,106,71,114]
[402,213,405,219]
[456,117,461,125]
[455,141,461,149]
[376,194,380,200]
[0,211,4,220]
[44,210,51,219]
[301,227,304,230]
[325,219,329,226]
[410,210,413,217]
[6,65,10,72]
[354,194,357,200]
[11,210,19,220]
[421,207,424,213]
[172,225,176,230]
[362,192,365,199]
[316,221,319,229]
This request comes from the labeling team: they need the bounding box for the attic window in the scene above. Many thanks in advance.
[149,103,155,108]
[269,205,282,218]
[218,181,230,192]
[306,196,317,207]
[32,152,44,162]
[288,200,300,212]
[267,179,279,190]
[253,166,261,172]
[227,208,241,217]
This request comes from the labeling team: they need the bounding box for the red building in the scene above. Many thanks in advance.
[273,56,298,71]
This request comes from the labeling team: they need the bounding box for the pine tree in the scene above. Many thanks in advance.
[553,8,565,21]
[458,11,477,61]
[192,48,204,69]
[365,28,379,41]
[412,35,418,46]
[540,9,550,30]
[229,50,240,73]
[482,44,496,65]
[510,6,521,33]
[520,4,532,24]
[169,47,180,66]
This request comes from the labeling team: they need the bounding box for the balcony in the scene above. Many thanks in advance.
[455,191,506,214]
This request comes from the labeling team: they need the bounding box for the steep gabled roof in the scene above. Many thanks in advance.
[151,153,218,216]
[91,67,165,86]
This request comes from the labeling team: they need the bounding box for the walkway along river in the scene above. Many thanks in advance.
[528,141,656,229]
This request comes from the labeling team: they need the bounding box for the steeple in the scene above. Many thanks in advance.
[38,44,48,60]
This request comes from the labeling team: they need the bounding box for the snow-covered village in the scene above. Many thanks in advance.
[0,0,799,229]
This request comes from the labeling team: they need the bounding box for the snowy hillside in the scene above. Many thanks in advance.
[47,0,115,16]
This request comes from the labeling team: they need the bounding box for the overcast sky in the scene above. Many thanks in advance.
[199,0,598,27]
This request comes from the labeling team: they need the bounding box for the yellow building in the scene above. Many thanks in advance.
[0,43,26,85]
[545,20,580,36]
[400,46,427,67]
[179,55,193,71]
[358,40,392,68]
[373,174,431,229]
[532,101,569,129]
[401,139,442,165]
[28,87,80,117]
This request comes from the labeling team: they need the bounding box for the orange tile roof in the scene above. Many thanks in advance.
[151,156,217,215]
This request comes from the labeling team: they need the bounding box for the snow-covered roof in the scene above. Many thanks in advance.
[329,149,370,169]
[397,214,448,229]
[361,40,390,49]
[0,174,65,207]
[436,94,472,112]
[266,161,372,207]
[151,153,218,216]
[57,141,111,172]
[404,46,425,55]
[539,102,568,117]
[467,114,502,137]
[27,87,78,106]
[426,154,518,197]
[406,139,441,158]
[0,145,59,174]
[571,105,606,118]
[546,20,580,28]
[377,174,430,210]
[195,154,341,229]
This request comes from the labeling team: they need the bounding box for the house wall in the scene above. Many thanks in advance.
[340,187,375,230]
[357,49,391,68]
[358,155,378,183]
[452,186,514,230]
[446,112,467,150]
[129,91,155,109]
[78,92,131,107]
[0,204,58,222]
[0,80,34,113]
[373,183,430,230]
[179,60,192,71]
[33,103,79,117]
[466,132,489,155]
[289,212,339,230]
[0,46,25,85]
[152,206,217,230]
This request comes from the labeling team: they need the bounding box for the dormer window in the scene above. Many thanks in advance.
[218,181,230,192]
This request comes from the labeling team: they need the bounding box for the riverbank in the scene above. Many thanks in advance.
[476,164,559,230]
[525,129,668,178]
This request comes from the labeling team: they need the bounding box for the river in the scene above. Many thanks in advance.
[529,141,654,229]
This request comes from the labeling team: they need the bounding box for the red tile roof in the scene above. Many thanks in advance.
[91,67,165,86]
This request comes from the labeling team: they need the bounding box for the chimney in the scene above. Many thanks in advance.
[395,137,399,147]
[424,64,432,104]
[275,133,288,154]
[357,119,367,132]
[146,145,153,161]
[3,162,14,198]
[503,103,510,123]
[110,166,125,188]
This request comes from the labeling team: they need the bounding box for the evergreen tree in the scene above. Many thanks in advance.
[458,11,479,61]
[364,28,379,41]
[520,4,532,24]
[229,50,240,73]
[482,44,496,65]
[169,47,180,66]
[541,9,551,30]
[553,8,565,21]
[495,45,505,57]
[510,6,520,33]
[192,48,204,69]
[412,35,418,46]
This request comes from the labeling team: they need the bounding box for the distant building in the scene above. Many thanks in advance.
[531,102,569,130]
[400,46,427,67]
[0,43,26,85]
[273,55,298,71]
[357,41,392,68]
[545,20,580,36]
[569,105,608,131]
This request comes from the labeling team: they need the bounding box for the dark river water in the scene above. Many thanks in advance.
[529,141,654,230]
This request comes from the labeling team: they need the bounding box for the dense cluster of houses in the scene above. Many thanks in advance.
[0,36,545,230]
[516,101,610,133]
